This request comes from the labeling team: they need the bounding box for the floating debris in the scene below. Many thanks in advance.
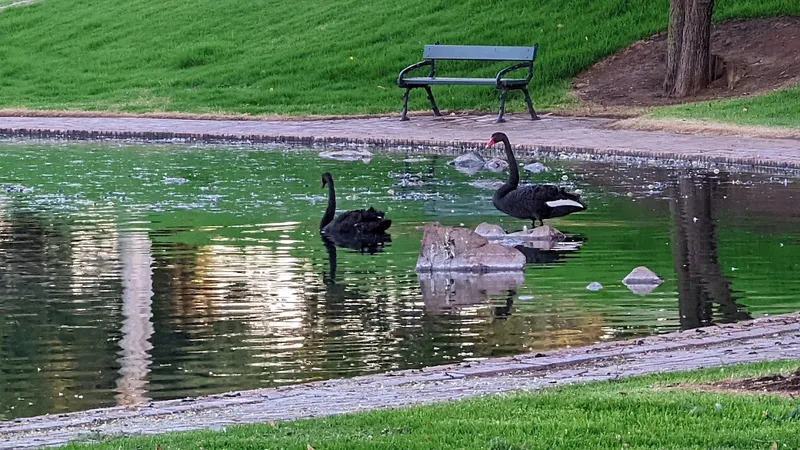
[163,177,189,185]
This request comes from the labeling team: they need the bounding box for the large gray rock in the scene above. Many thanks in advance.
[415,223,526,272]
[419,271,525,313]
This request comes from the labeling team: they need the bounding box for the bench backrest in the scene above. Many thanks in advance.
[423,44,537,62]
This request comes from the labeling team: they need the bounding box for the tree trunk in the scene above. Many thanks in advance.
[664,0,715,97]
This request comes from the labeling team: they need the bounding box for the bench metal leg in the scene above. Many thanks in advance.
[400,88,411,121]
[424,86,442,116]
[496,89,509,123]
[522,87,539,120]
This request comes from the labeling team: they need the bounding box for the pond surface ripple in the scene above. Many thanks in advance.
[0,142,798,419]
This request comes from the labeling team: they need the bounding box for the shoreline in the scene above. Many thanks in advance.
[1,312,798,449]
[1,114,799,169]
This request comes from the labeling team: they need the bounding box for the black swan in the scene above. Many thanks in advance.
[487,132,587,227]
[320,172,392,237]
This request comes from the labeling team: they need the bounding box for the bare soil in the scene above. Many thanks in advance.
[573,17,800,107]
[712,368,800,394]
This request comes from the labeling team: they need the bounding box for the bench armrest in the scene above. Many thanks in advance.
[398,60,435,85]
[495,61,533,84]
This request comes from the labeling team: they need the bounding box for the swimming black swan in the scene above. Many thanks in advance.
[320,172,392,237]
[487,132,587,227]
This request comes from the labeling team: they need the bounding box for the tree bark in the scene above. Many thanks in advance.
[664,0,715,97]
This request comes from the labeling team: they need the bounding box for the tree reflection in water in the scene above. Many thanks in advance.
[670,171,752,329]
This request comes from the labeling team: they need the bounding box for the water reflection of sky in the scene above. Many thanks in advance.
[0,142,799,419]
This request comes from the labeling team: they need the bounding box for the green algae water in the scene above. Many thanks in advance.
[0,140,799,419]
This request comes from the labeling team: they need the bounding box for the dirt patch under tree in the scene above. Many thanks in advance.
[711,367,800,394]
[573,17,800,107]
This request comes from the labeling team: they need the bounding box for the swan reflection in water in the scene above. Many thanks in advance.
[419,271,525,317]
[420,233,586,318]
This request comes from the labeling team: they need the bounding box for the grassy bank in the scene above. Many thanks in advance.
[0,0,796,116]
[64,361,800,449]
[652,84,800,129]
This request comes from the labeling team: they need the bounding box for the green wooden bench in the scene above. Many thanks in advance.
[397,44,539,123]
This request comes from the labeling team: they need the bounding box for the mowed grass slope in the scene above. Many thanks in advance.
[64,361,800,450]
[0,0,797,115]
[653,83,800,128]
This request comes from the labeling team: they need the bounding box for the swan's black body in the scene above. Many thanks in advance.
[320,172,392,237]
[488,132,587,227]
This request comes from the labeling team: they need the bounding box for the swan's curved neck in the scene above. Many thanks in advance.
[496,137,519,198]
[321,180,336,229]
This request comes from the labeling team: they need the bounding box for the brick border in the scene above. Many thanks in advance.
[1,124,799,171]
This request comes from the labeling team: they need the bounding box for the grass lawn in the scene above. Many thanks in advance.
[64,361,800,450]
[0,0,796,116]
[651,84,800,129]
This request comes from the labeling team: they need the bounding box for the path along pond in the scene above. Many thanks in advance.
[0,140,799,419]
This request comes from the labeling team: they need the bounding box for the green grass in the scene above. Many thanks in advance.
[64,361,800,450]
[0,0,796,116]
[652,84,800,128]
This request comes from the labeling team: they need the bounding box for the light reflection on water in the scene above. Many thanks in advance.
[0,142,799,419]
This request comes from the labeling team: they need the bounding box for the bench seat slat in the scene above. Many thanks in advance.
[423,45,536,61]
[402,77,528,86]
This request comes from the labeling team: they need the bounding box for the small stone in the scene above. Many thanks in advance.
[318,149,373,162]
[509,224,565,241]
[586,282,603,291]
[484,158,509,172]
[561,175,569,181]
[474,222,506,236]
[622,266,663,285]
[448,152,485,168]
[523,162,549,173]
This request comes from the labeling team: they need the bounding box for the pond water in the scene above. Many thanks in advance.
[0,140,799,419]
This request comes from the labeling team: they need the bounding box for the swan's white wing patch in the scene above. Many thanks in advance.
[546,199,584,208]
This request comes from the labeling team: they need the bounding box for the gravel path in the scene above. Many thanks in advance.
[1,313,798,449]
[1,114,799,167]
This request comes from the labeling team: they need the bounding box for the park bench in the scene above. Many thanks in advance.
[397,44,539,123]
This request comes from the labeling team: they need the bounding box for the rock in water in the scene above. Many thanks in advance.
[586,282,603,291]
[622,266,663,285]
[484,158,509,172]
[622,266,663,295]
[508,224,565,241]
[474,222,507,237]
[318,149,373,162]
[469,180,505,190]
[448,151,485,167]
[415,222,526,272]
[523,162,549,173]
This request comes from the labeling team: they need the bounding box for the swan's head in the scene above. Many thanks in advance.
[321,172,333,188]
[487,132,509,148]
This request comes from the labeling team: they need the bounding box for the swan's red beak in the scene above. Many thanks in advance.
[321,181,326,188]
[487,137,496,147]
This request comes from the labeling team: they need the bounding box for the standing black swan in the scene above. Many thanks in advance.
[487,132,587,227]
[320,172,392,237]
